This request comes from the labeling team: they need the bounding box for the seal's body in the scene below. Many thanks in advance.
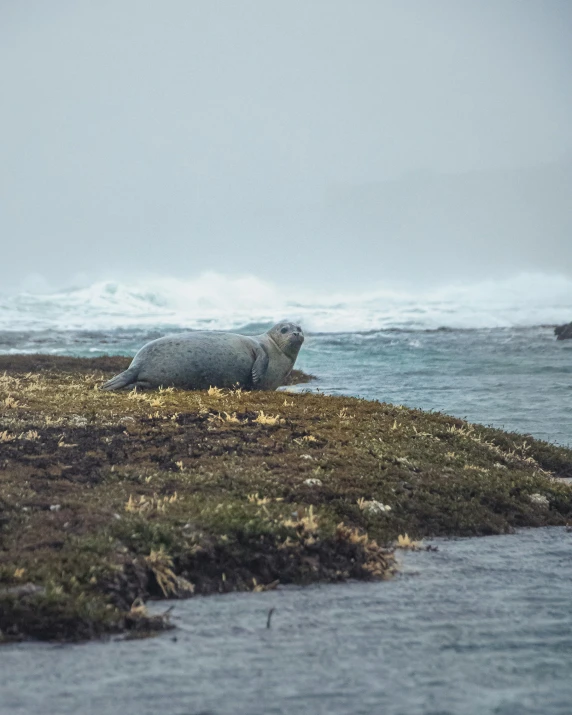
[101,321,304,391]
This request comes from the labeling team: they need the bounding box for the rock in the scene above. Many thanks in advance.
[555,322,572,340]
[529,493,549,508]
[357,498,392,515]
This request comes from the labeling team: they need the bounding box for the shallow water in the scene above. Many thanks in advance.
[2,528,571,715]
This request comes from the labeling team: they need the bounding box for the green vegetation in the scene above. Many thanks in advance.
[1,355,571,643]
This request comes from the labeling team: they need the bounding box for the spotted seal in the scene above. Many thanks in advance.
[101,321,304,391]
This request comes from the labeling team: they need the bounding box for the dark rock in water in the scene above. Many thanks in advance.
[555,322,572,340]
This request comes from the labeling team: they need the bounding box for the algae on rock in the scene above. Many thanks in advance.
[0,356,571,642]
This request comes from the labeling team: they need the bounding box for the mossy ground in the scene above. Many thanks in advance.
[1,355,571,643]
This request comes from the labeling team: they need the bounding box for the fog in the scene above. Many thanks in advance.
[1,0,571,292]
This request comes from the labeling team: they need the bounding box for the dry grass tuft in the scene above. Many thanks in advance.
[395,534,423,550]
[125,492,179,514]
[145,548,194,597]
[21,429,40,441]
[283,505,319,533]
[254,411,282,425]
[247,493,272,506]
[211,411,242,424]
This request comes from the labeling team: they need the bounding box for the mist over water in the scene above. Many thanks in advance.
[1,272,571,333]
[2,2,572,290]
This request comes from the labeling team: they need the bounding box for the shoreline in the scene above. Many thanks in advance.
[1,355,571,643]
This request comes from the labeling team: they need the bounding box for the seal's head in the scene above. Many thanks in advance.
[268,321,304,358]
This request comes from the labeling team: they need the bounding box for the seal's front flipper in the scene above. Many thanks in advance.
[251,347,269,388]
[101,367,139,391]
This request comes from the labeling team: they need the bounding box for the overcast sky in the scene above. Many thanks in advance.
[1,0,571,292]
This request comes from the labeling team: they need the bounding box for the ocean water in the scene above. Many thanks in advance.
[1,273,571,713]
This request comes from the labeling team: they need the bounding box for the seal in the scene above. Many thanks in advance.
[101,321,304,391]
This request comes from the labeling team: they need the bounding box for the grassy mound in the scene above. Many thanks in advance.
[1,356,571,642]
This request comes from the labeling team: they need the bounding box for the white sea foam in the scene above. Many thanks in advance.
[0,272,571,333]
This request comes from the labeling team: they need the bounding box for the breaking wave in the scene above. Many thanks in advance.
[0,272,571,333]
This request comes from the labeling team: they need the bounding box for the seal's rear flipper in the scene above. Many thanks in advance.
[101,367,139,391]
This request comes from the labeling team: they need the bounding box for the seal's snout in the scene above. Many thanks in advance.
[291,335,304,351]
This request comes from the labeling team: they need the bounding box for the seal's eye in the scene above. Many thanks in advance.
[280,327,288,334]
